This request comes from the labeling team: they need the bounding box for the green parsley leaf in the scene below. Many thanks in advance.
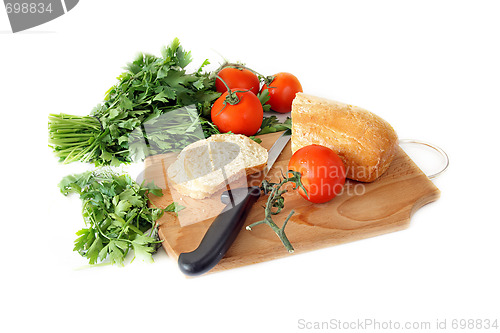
[257,116,292,135]
[257,89,272,112]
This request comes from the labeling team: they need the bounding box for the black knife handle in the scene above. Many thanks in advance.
[178,186,261,276]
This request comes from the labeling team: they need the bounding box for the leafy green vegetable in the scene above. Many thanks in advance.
[256,115,292,135]
[59,169,184,265]
[48,38,221,166]
[246,170,307,253]
[256,88,272,112]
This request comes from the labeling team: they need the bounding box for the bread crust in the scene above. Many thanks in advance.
[291,93,398,182]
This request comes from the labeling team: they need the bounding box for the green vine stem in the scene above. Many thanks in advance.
[213,74,253,116]
[214,61,276,86]
[214,74,240,105]
[246,170,308,253]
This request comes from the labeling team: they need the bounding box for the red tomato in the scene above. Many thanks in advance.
[211,90,263,136]
[288,145,346,204]
[261,72,302,113]
[215,67,260,96]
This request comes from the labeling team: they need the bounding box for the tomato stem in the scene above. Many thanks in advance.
[214,74,253,117]
[245,170,307,253]
[216,62,275,86]
[215,74,240,105]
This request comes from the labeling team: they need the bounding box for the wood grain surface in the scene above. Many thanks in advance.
[145,131,440,275]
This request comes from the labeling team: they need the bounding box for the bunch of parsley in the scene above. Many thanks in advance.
[48,38,221,166]
[59,169,183,265]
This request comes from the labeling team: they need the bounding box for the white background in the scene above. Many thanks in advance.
[1,1,499,332]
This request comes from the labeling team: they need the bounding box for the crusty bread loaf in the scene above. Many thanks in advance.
[167,134,268,199]
[291,93,398,182]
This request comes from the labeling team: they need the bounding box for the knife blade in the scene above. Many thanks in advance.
[220,132,291,204]
[177,132,291,276]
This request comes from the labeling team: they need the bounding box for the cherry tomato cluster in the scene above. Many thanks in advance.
[211,66,302,136]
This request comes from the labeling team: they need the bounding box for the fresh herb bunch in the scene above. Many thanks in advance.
[48,38,221,166]
[246,170,307,252]
[59,169,183,265]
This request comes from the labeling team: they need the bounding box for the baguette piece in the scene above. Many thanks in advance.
[167,134,268,199]
[291,93,398,182]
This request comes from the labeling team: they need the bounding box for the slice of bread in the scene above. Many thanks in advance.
[167,134,268,199]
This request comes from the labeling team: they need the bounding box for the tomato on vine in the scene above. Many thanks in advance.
[261,72,303,113]
[211,75,263,136]
[215,67,260,96]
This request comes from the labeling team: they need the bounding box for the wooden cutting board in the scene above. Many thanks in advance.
[145,131,440,275]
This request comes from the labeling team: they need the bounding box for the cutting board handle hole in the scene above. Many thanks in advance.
[399,139,449,179]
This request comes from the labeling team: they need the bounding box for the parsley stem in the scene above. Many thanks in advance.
[50,138,91,144]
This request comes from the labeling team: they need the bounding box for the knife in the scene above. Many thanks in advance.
[177,132,291,276]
